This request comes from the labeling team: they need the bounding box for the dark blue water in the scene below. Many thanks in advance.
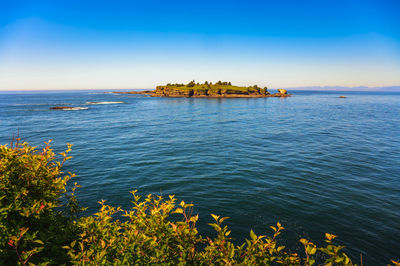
[1,90,399,264]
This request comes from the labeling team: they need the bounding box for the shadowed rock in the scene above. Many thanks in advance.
[50,106,88,110]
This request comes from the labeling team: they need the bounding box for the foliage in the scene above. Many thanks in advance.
[0,139,82,265]
[161,81,270,95]
[61,195,357,265]
[1,140,398,265]
[187,80,196,87]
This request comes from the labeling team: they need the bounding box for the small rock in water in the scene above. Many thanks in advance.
[50,106,71,110]
[278,89,287,95]
[50,106,88,110]
[338,96,347,98]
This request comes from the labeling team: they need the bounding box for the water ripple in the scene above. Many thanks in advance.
[1,91,399,265]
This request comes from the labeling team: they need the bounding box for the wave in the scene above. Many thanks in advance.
[11,103,51,106]
[85,101,124,105]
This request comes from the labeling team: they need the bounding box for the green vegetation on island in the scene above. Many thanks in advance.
[2,140,399,265]
[114,80,290,98]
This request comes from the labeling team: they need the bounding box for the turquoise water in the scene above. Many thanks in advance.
[1,90,399,264]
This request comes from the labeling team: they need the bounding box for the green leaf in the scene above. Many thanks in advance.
[309,247,317,255]
[174,208,183,214]
[250,229,257,241]
[33,239,44,245]
[299,238,308,245]
[219,217,229,223]
[335,257,344,263]
[277,246,285,252]
[19,227,29,237]
[208,223,221,232]
[211,214,219,221]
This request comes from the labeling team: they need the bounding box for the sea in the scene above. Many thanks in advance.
[0,90,399,265]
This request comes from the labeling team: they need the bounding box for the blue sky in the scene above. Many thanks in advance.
[1,0,400,90]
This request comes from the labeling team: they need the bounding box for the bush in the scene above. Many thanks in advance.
[1,140,398,265]
[0,139,81,265]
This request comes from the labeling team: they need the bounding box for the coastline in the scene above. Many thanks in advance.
[112,91,291,98]
[111,83,291,98]
[112,80,291,98]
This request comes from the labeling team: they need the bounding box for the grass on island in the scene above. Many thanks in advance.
[159,80,268,94]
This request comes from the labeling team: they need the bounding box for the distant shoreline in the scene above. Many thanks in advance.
[112,90,291,98]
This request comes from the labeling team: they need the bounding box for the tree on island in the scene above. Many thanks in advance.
[187,80,196,87]
[215,81,231,86]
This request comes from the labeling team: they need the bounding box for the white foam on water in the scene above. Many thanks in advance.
[85,101,124,105]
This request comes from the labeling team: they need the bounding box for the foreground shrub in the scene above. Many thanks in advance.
[64,194,355,265]
[0,139,80,265]
[1,140,399,265]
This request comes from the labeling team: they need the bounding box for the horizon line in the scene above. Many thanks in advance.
[1,85,400,92]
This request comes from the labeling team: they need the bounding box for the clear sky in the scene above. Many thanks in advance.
[1,0,400,90]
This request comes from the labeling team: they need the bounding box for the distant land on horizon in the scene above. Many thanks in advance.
[285,85,400,91]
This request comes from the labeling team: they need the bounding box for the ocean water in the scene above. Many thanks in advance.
[0,90,399,264]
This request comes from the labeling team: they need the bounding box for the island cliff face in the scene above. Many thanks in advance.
[113,81,291,98]
[152,86,277,98]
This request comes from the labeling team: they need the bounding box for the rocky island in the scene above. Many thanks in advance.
[113,81,290,98]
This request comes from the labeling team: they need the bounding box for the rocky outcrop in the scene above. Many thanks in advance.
[112,85,291,98]
[270,89,290,97]
[50,106,88,110]
[278,89,287,95]
[152,86,279,98]
[207,88,221,96]
[153,87,193,97]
